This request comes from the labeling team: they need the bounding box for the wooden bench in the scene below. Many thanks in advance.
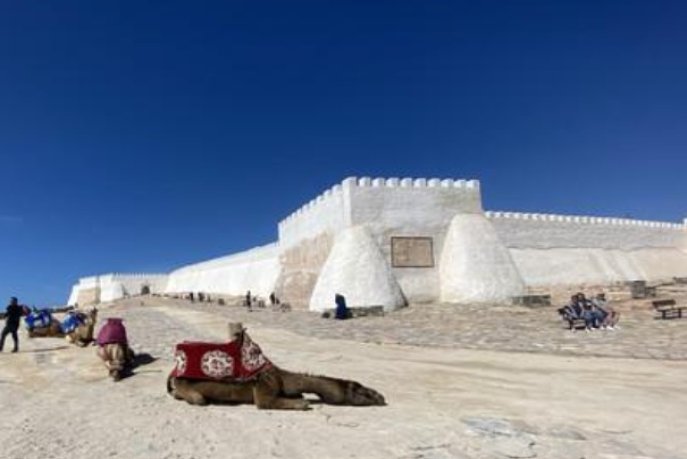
[652,299,686,319]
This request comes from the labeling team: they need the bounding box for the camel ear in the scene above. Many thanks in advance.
[228,322,244,341]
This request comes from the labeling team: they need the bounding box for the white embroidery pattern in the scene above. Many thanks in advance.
[174,349,187,374]
[241,337,267,372]
[201,350,234,378]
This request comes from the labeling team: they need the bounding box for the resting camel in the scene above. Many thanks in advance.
[27,308,98,344]
[96,317,135,381]
[65,308,98,346]
[167,323,385,410]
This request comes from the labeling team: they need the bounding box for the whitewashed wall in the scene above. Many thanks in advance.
[66,273,168,305]
[165,243,280,298]
[347,176,482,302]
[486,212,687,285]
[278,184,346,249]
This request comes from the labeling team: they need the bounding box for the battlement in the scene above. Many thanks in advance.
[278,176,481,248]
[485,211,686,230]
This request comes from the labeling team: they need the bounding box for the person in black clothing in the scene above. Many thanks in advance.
[334,294,349,320]
[1,297,23,353]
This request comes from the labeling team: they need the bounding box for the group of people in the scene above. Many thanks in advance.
[559,292,620,331]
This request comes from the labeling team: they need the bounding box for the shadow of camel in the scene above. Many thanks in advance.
[117,352,158,380]
[20,346,71,353]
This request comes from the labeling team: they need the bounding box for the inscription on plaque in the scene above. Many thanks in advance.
[391,237,434,268]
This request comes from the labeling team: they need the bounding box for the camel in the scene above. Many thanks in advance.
[27,309,98,345]
[97,342,135,381]
[95,317,135,381]
[167,323,386,410]
[65,308,98,346]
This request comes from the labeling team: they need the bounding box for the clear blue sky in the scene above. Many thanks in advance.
[1,1,685,306]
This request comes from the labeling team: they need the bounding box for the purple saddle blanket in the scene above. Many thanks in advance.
[96,318,128,346]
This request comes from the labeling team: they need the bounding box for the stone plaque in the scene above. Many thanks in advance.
[391,237,434,268]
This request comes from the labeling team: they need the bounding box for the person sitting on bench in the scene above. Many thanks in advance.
[592,293,620,329]
[559,295,582,321]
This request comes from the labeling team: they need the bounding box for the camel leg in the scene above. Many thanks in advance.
[253,371,310,410]
[168,378,208,405]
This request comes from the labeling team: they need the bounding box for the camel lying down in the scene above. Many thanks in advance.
[98,343,135,381]
[168,367,385,410]
[96,317,135,381]
[167,323,385,410]
[27,308,98,347]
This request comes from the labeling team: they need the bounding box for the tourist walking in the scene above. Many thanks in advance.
[1,297,24,353]
[245,291,252,311]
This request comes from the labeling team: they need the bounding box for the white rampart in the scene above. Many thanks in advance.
[66,177,687,307]
[309,226,406,311]
[486,211,687,285]
[278,183,346,249]
[278,176,482,249]
[165,243,280,298]
[67,273,168,305]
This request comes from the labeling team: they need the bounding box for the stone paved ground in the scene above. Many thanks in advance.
[114,283,687,362]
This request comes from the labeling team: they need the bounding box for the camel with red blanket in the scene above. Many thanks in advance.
[96,318,135,381]
[167,323,386,410]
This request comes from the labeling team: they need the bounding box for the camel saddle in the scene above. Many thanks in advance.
[170,333,272,382]
[97,318,128,346]
[24,310,52,330]
[60,312,85,334]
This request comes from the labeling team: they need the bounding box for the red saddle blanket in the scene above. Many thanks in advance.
[170,333,272,381]
[96,318,128,346]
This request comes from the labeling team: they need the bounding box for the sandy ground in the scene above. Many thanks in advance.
[1,296,686,459]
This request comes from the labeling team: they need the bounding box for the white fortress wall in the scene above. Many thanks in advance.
[277,183,346,249]
[346,177,483,302]
[486,212,687,286]
[67,273,168,305]
[165,243,280,298]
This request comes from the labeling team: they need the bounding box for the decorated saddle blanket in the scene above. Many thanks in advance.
[25,310,53,330]
[96,318,128,346]
[170,333,272,382]
[60,312,85,334]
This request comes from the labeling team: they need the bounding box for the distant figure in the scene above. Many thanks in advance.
[334,294,349,320]
[269,292,276,306]
[198,292,205,302]
[245,291,252,311]
[1,297,24,353]
[592,293,620,329]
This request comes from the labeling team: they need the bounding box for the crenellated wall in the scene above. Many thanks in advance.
[278,183,346,249]
[67,273,168,305]
[346,177,482,302]
[66,176,687,307]
[274,176,483,304]
[486,211,687,286]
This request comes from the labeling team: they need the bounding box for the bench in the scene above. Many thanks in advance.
[512,295,551,308]
[652,299,686,319]
[322,305,385,319]
[557,310,587,330]
[629,281,657,299]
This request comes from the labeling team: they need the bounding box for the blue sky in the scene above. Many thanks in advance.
[1,1,685,306]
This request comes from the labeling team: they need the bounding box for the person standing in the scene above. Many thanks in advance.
[1,297,24,353]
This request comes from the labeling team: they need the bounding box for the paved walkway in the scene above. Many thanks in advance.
[137,284,687,361]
